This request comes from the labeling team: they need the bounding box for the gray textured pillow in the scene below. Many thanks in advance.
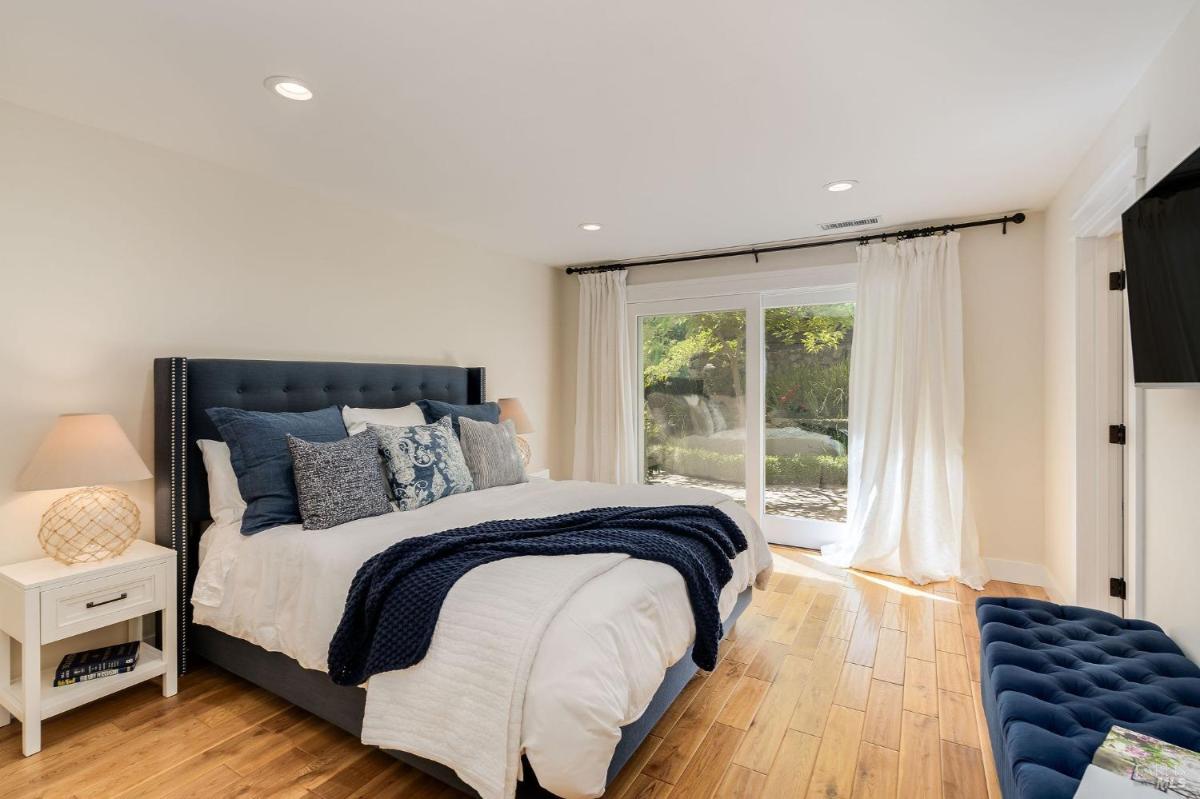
[286,432,393,530]
[458,417,528,490]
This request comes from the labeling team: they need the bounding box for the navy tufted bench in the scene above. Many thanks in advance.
[977,597,1200,799]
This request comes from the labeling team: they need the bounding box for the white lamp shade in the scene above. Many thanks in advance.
[497,398,534,435]
[17,414,151,491]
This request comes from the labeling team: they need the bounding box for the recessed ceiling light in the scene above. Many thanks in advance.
[824,180,858,192]
[579,223,603,231]
[264,76,313,101]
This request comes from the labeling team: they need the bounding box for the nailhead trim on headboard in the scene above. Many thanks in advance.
[178,359,190,674]
[155,356,191,674]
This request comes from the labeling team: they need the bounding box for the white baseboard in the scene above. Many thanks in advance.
[983,557,1067,603]
[984,557,1045,586]
[1041,571,1069,605]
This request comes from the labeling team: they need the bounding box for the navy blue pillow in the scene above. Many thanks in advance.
[416,399,500,437]
[207,405,347,534]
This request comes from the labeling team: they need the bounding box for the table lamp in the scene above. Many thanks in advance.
[17,413,152,564]
[497,398,535,467]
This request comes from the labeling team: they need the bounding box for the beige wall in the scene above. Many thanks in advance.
[959,216,1046,568]
[556,215,1047,569]
[1042,3,1200,656]
[0,100,558,571]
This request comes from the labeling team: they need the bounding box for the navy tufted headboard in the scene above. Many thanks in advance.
[152,357,485,673]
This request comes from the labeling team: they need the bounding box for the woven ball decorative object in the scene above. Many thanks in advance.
[515,435,532,468]
[38,486,140,564]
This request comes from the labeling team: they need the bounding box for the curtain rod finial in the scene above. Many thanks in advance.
[1002,212,1026,234]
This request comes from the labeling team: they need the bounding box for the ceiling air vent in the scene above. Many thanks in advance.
[818,215,881,232]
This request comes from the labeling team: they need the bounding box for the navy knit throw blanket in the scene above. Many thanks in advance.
[327,504,747,686]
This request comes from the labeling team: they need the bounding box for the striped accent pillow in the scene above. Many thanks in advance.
[457,417,527,490]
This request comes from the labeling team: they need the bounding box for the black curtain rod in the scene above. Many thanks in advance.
[565,212,1026,275]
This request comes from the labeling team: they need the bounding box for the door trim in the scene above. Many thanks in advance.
[1069,135,1146,615]
[627,263,856,303]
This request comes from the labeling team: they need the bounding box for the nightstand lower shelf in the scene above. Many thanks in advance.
[0,643,166,722]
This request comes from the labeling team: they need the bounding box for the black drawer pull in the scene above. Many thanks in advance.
[86,592,128,609]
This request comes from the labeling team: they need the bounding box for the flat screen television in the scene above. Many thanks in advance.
[1122,144,1200,386]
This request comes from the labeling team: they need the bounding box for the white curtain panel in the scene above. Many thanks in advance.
[822,232,987,589]
[572,270,635,483]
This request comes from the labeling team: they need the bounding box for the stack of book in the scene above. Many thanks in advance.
[1077,725,1200,797]
[53,642,140,687]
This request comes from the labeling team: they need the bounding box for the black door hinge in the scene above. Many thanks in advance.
[1109,270,1127,290]
[1108,424,1127,445]
[1109,577,1127,600]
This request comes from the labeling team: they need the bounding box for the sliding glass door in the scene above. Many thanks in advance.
[640,308,748,505]
[761,297,854,546]
[630,285,852,549]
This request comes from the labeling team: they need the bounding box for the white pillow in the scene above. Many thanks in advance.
[341,404,426,436]
[197,439,246,527]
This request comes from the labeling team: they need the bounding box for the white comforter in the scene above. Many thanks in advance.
[192,479,773,798]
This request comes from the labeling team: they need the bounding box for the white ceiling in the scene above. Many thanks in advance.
[0,1,1193,265]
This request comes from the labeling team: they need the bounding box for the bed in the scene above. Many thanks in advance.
[152,357,772,798]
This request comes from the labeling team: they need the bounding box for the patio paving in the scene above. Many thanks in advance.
[646,473,847,522]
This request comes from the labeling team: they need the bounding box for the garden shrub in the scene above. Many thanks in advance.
[647,445,848,487]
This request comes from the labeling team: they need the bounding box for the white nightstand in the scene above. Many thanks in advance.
[0,540,177,756]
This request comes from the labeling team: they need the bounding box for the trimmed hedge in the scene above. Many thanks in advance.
[647,445,847,488]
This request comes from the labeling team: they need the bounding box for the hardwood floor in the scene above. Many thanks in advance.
[0,545,1044,798]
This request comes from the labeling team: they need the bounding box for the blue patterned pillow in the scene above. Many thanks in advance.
[368,417,474,511]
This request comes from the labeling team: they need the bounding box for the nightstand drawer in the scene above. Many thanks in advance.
[40,565,167,644]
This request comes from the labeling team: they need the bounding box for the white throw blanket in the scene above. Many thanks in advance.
[361,553,629,799]
[191,480,773,798]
